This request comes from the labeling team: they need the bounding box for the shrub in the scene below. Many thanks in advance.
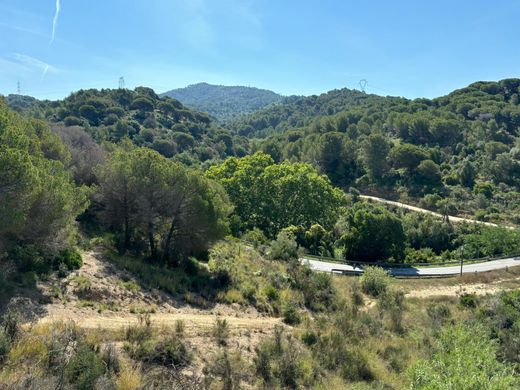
[65,342,105,389]
[377,288,405,332]
[459,293,478,308]
[116,363,142,390]
[242,228,268,248]
[213,318,230,346]
[125,315,153,344]
[360,266,390,297]
[301,331,318,346]
[133,336,192,368]
[203,350,247,390]
[9,245,48,274]
[54,249,83,270]
[1,311,20,342]
[264,285,280,302]
[269,231,299,261]
[101,343,121,374]
[254,343,273,384]
[0,329,10,362]
[282,302,301,325]
[426,303,452,327]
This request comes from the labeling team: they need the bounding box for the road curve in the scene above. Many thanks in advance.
[360,195,512,229]
[303,256,520,277]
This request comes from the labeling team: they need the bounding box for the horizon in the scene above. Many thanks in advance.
[1,1,519,100]
[4,77,518,103]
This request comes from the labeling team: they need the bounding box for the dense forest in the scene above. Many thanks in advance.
[230,79,520,227]
[1,79,520,388]
[7,87,250,167]
[161,82,283,121]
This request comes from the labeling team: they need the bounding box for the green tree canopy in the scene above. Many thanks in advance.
[97,146,230,264]
[337,202,405,262]
[0,99,87,256]
[207,152,346,237]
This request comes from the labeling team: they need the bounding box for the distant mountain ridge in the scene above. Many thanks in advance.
[161,82,283,121]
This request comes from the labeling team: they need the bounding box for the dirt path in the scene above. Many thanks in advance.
[37,309,280,331]
[360,194,515,229]
[405,283,501,299]
[21,249,280,332]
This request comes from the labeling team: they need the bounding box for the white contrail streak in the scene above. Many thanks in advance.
[42,64,50,80]
[50,0,61,44]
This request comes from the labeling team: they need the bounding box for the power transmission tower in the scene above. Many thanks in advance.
[358,79,367,93]
[119,76,125,89]
[17,80,21,94]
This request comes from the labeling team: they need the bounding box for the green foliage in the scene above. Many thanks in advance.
[207,152,345,237]
[338,203,405,262]
[282,303,301,325]
[410,324,519,389]
[459,293,478,308]
[460,225,520,259]
[0,100,87,257]
[360,266,390,297]
[65,342,105,390]
[213,318,230,346]
[269,231,299,261]
[97,146,230,263]
[227,79,520,226]
[162,82,282,121]
[131,335,192,368]
[54,248,83,270]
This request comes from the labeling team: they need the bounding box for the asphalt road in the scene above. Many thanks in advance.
[303,257,520,277]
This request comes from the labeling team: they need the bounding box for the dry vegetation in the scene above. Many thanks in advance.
[2,241,520,389]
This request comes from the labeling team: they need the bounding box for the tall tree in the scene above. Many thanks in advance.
[360,133,390,182]
[97,147,230,263]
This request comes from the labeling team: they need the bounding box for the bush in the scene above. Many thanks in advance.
[360,266,390,297]
[301,331,318,346]
[8,245,48,274]
[65,342,105,389]
[133,336,192,368]
[0,329,10,362]
[427,303,452,327]
[213,318,230,346]
[54,249,83,270]
[270,231,299,261]
[282,302,301,325]
[459,293,478,308]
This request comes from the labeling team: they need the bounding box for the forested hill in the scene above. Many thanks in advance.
[6,87,250,166]
[248,79,520,226]
[229,87,396,138]
[161,82,283,121]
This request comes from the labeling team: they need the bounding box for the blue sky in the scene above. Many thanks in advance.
[0,0,519,100]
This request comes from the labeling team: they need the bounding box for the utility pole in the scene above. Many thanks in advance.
[119,76,125,89]
[460,245,464,277]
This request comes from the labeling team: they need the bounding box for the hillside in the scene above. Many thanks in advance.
[2,80,520,389]
[243,79,520,226]
[230,87,395,137]
[161,82,283,121]
[6,87,250,166]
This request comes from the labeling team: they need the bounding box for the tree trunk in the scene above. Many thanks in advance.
[162,217,176,264]
[148,222,157,261]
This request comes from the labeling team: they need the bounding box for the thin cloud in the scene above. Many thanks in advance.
[50,0,61,44]
[10,53,57,78]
